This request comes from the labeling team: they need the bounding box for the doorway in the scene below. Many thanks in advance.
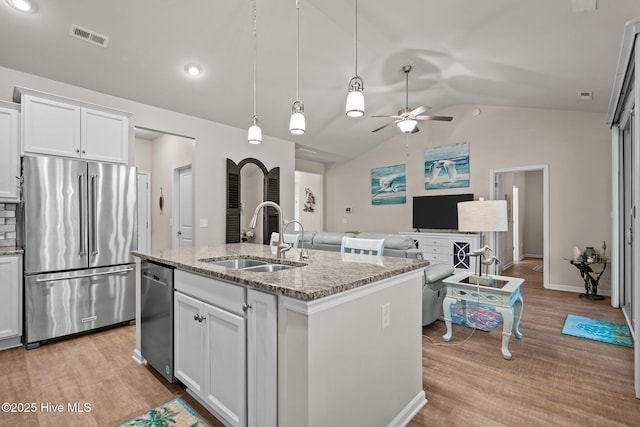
[490,164,549,288]
[136,171,151,251]
[173,163,193,248]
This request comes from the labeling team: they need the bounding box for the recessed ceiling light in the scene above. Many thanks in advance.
[6,0,33,12]
[184,64,203,77]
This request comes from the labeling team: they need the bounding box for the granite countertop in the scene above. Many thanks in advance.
[0,246,23,256]
[132,243,429,301]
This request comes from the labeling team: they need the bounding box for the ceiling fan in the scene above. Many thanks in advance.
[372,65,453,134]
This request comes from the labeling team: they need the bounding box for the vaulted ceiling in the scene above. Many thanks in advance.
[1,0,639,162]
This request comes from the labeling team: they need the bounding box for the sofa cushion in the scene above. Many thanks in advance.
[424,263,454,283]
[357,232,415,250]
[313,231,355,246]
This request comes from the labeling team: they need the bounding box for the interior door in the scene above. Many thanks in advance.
[621,109,635,327]
[174,165,193,247]
[136,172,150,251]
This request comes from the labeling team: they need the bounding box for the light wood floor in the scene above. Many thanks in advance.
[0,258,638,426]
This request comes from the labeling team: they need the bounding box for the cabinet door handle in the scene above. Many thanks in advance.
[242,303,252,312]
[193,314,205,322]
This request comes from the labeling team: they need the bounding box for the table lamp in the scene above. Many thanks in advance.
[457,198,508,282]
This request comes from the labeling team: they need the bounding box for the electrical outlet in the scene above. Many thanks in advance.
[381,302,390,329]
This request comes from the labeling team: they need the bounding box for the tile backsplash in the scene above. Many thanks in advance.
[0,203,17,247]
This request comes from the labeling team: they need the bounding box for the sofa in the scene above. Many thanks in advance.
[299,231,452,326]
[301,231,423,259]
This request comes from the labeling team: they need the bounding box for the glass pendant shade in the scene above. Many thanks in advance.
[289,101,305,135]
[248,116,262,144]
[346,77,365,117]
[397,119,417,133]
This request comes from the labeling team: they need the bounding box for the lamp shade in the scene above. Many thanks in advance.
[346,90,364,117]
[289,112,305,134]
[397,119,417,133]
[457,199,508,232]
[248,124,262,144]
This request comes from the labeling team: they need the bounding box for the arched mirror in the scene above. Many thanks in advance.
[226,158,280,244]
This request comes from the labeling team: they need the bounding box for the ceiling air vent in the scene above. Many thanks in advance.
[69,24,109,48]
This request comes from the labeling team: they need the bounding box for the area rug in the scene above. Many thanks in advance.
[450,302,502,332]
[117,397,210,427]
[562,314,632,348]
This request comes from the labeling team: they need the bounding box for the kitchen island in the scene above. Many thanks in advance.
[132,243,429,427]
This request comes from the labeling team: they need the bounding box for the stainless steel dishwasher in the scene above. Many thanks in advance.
[141,261,175,382]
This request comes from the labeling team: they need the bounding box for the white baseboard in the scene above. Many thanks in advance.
[387,390,427,427]
[548,283,611,296]
[523,253,543,259]
[132,348,146,365]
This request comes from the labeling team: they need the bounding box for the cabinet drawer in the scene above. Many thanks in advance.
[421,253,450,264]
[421,245,449,255]
[175,269,245,316]
[420,238,448,247]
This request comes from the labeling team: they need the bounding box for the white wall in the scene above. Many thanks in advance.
[324,104,612,292]
[1,66,295,245]
[523,170,544,257]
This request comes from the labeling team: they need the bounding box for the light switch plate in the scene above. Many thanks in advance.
[199,219,208,228]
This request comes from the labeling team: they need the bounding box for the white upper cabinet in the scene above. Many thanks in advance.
[0,101,20,202]
[15,87,131,164]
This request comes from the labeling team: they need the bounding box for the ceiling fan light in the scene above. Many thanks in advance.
[7,0,32,12]
[290,101,305,135]
[397,119,418,133]
[248,116,262,144]
[346,77,365,117]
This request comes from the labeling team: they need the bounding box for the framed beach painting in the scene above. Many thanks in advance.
[371,164,406,205]
[424,142,470,190]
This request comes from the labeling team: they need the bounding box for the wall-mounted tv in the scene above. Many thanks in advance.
[412,193,474,231]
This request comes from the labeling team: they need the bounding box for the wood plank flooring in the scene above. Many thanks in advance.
[411,258,640,427]
[0,258,638,426]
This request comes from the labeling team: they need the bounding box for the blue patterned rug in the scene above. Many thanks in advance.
[562,314,632,348]
[450,302,502,332]
[117,397,210,427]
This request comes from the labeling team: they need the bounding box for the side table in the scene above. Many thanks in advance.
[442,272,524,360]
[566,258,607,301]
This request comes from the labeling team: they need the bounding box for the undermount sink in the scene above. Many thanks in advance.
[199,257,303,272]
[240,264,296,273]
[204,258,269,269]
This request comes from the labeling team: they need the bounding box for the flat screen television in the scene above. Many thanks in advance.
[412,193,474,231]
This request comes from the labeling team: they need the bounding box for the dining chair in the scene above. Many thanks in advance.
[340,236,385,256]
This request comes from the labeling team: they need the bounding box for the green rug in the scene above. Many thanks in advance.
[117,397,210,427]
[562,314,632,348]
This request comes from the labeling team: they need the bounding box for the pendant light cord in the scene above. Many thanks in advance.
[252,0,258,120]
[354,0,358,77]
[296,0,300,100]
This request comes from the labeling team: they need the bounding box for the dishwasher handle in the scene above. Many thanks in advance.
[142,270,169,286]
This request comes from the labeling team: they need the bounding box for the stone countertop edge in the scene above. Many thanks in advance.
[132,243,429,301]
[0,246,24,256]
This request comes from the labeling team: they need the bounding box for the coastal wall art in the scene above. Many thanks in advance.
[371,164,406,205]
[424,142,470,190]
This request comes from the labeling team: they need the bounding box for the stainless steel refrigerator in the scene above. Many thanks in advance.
[21,155,137,349]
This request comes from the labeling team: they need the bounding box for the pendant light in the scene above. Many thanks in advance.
[248,0,262,144]
[345,0,364,117]
[289,0,305,135]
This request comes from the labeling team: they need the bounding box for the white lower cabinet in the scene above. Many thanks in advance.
[0,254,22,350]
[174,270,277,427]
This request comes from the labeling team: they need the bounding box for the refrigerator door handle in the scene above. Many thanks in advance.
[35,267,135,283]
[78,172,86,256]
[90,174,99,256]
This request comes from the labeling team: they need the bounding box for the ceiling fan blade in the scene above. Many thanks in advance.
[371,121,398,133]
[415,115,454,122]
[371,115,404,119]
[409,105,431,116]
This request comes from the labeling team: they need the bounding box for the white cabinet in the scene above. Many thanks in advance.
[0,254,22,350]
[15,87,131,164]
[0,101,20,202]
[174,270,277,427]
[400,231,480,272]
